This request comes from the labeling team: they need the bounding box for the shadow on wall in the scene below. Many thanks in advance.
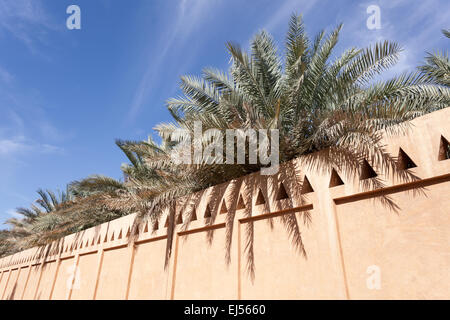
[126,137,428,283]
[6,283,17,300]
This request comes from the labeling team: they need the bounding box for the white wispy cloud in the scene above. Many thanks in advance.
[0,137,29,156]
[0,110,65,158]
[0,65,13,84]
[0,0,56,53]
[41,143,64,154]
[263,0,318,33]
[38,120,68,142]
[0,136,64,157]
[127,0,216,123]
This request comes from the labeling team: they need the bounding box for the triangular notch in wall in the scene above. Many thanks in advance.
[219,199,228,214]
[190,208,198,221]
[438,135,450,161]
[255,189,266,205]
[329,168,344,187]
[301,176,314,194]
[204,204,212,218]
[176,213,183,225]
[360,159,377,180]
[276,182,289,200]
[397,148,417,170]
[236,194,246,210]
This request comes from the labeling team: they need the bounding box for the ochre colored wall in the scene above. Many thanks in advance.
[1,108,449,300]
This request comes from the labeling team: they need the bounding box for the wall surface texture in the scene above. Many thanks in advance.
[1,108,450,300]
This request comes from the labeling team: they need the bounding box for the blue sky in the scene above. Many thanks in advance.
[0,0,448,226]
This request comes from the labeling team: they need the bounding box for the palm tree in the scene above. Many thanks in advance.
[0,230,18,257]
[1,14,449,263]
[118,14,448,217]
[28,176,128,244]
[0,177,130,257]
[112,14,449,269]
[1,188,71,251]
[418,29,449,87]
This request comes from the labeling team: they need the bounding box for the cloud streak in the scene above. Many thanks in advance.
[0,137,28,156]
[0,136,64,157]
[0,0,56,53]
[263,0,317,32]
[0,65,13,84]
[0,109,65,159]
[127,0,216,123]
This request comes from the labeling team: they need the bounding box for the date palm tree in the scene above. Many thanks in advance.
[1,14,449,263]
[418,29,449,87]
[117,14,448,221]
[1,188,71,251]
[26,177,128,245]
[111,14,450,270]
